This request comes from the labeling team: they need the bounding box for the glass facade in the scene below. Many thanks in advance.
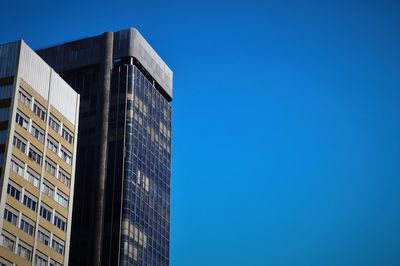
[102,60,171,266]
[121,65,171,265]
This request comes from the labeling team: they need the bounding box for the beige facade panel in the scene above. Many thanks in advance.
[3,220,35,247]
[14,126,44,154]
[16,101,47,131]
[11,148,42,174]
[40,194,68,219]
[49,106,75,133]
[43,171,69,196]
[5,196,37,223]
[46,127,73,154]
[9,171,40,199]
[38,218,65,242]
[35,241,64,264]
[46,151,72,174]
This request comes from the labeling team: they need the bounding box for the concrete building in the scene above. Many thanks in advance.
[38,28,172,265]
[0,41,80,265]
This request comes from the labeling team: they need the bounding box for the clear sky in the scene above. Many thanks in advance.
[1,0,400,265]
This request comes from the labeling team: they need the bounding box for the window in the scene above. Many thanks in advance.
[0,107,10,122]
[17,241,32,261]
[62,128,74,144]
[37,227,50,246]
[39,204,52,222]
[33,103,46,121]
[13,134,27,153]
[53,213,66,231]
[18,89,31,108]
[42,181,54,198]
[49,117,60,133]
[3,206,18,226]
[52,236,65,255]
[25,167,40,187]
[0,257,13,266]
[11,156,25,176]
[0,84,12,100]
[55,191,68,208]
[60,147,72,165]
[34,252,47,266]
[20,216,35,236]
[15,112,29,129]
[1,231,16,252]
[47,137,58,154]
[7,181,21,201]
[28,146,42,165]
[58,169,70,187]
[45,159,57,176]
[0,129,7,144]
[23,192,37,211]
[50,259,62,266]
[31,123,44,143]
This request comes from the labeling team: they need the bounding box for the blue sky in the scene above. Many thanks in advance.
[1,1,400,265]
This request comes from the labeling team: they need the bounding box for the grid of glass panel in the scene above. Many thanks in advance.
[120,65,171,266]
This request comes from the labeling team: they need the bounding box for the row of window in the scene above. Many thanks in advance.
[9,159,69,209]
[4,206,35,236]
[37,226,65,255]
[49,117,74,145]
[47,137,73,165]
[44,157,71,188]
[12,129,43,166]
[4,201,67,235]
[11,154,70,191]
[1,230,32,261]
[18,88,46,121]
[39,203,67,231]
[18,88,75,145]
[7,181,37,212]
[42,179,69,208]
[16,112,44,143]
[1,227,64,264]
[15,112,73,166]
[11,156,40,187]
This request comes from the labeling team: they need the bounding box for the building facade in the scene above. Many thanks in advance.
[0,41,80,265]
[38,28,172,266]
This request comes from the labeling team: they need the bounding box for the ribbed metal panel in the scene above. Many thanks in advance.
[49,69,79,125]
[19,41,51,100]
[0,41,19,78]
[18,41,79,124]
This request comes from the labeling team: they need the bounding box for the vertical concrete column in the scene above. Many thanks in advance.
[93,31,113,266]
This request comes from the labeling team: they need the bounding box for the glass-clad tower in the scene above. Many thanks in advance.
[37,28,173,266]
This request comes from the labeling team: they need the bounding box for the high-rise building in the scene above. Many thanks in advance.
[0,40,80,266]
[38,28,173,266]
